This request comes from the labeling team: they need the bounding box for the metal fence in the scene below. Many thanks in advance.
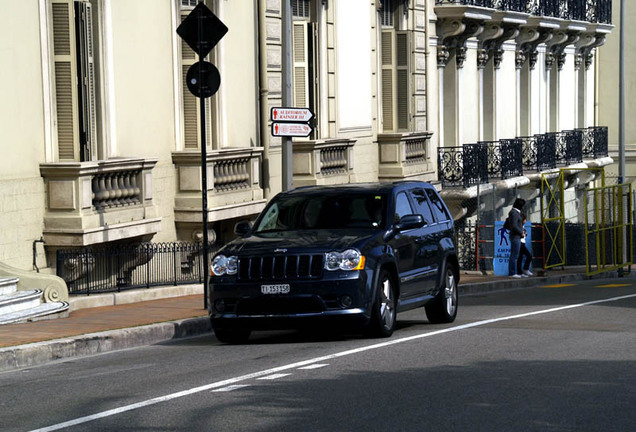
[454,175,636,273]
[57,242,217,295]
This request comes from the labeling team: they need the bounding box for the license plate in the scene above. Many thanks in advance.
[260,284,291,294]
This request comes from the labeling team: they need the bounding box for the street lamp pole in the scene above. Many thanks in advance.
[619,0,625,184]
[281,0,293,192]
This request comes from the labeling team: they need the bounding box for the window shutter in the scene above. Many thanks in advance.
[51,0,79,161]
[381,30,394,131]
[181,14,200,149]
[182,64,198,149]
[292,22,310,108]
[78,1,97,160]
[381,29,409,132]
[180,11,215,150]
[396,31,409,130]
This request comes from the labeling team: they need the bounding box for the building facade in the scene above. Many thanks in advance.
[0,0,617,291]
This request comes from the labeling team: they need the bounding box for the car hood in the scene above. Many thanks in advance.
[220,230,382,255]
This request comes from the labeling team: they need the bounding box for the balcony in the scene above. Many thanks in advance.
[292,139,355,187]
[378,132,434,182]
[172,148,266,230]
[435,0,612,24]
[40,158,161,247]
[438,126,609,189]
[438,126,609,220]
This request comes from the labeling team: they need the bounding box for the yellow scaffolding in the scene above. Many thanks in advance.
[541,171,565,269]
[585,182,633,276]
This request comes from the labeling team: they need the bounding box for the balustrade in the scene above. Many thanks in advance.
[40,158,159,246]
[92,170,142,210]
[172,148,265,227]
[213,158,250,192]
[320,146,348,175]
[404,138,427,164]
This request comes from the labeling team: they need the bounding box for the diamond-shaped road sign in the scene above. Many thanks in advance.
[177,2,228,58]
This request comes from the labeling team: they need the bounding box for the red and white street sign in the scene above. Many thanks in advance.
[271,122,312,137]
[271,107,315,122]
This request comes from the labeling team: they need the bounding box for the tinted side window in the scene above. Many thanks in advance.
[409,188,434,225]
[425,188,450,222]
[394,192,413,223]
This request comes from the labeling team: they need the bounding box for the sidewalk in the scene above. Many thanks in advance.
[0,267,631,372]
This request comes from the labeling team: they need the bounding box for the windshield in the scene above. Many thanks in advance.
[254,193,387,233]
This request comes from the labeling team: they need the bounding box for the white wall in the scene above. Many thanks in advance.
[0,1,47,178]
[335,1,372,132]
[218,2,259,148]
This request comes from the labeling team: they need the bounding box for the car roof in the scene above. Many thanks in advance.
[281,181,436,197]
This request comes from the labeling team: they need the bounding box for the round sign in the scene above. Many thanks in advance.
[186,61,221,98]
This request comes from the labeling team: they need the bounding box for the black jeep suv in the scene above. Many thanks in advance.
[209,181,459,343]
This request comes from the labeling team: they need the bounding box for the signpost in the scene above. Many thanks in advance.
[271,122,312,138]
[271,107,314,122]
[177,2,228,311]
[270,107,315,138]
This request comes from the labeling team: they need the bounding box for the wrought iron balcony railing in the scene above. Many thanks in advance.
[435,0,612,24]
[591,126,608,158]
[438,143,488,188]
[519,134,557,172]
[481,138,524,180]
[440,126,608,187]
[552,130,583,166]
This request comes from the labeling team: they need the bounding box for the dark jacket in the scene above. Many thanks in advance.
[508,208,524,238]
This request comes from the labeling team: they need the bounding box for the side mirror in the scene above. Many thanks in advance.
[383,214,425,241]
[234,220,252,236]
[395,214,425,231]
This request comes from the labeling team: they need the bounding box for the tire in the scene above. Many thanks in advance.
[365,269,396,338]
[425,262,458,324]
[213,326,251,344]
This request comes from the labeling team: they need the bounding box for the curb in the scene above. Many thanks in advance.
[460,269,635,296]
[0,317,211,373]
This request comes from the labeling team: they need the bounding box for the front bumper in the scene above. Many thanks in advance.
[209,272,373,330]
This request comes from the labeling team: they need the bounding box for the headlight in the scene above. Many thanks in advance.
[211,255,238,276]
[325,249,365,271]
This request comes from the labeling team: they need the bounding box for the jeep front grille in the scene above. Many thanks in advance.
[238,254,324,280]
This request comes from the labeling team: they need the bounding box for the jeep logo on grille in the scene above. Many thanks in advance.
[274,248,287,253]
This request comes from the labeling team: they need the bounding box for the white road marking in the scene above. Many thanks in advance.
[212,385,251,392]
[257,373,292,380]
[29,292,636,432]
[298,363,329,370]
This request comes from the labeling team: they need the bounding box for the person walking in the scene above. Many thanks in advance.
[517,213,533,277]
[508,198,525,278]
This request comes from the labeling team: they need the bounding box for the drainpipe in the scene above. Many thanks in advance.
[33,237,45,273]
[257,0,271,198]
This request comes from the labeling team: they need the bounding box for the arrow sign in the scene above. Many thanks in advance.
[271,107,315,123]
[271,122,313,137]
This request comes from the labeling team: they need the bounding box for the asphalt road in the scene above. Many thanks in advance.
[2,278,635,432]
